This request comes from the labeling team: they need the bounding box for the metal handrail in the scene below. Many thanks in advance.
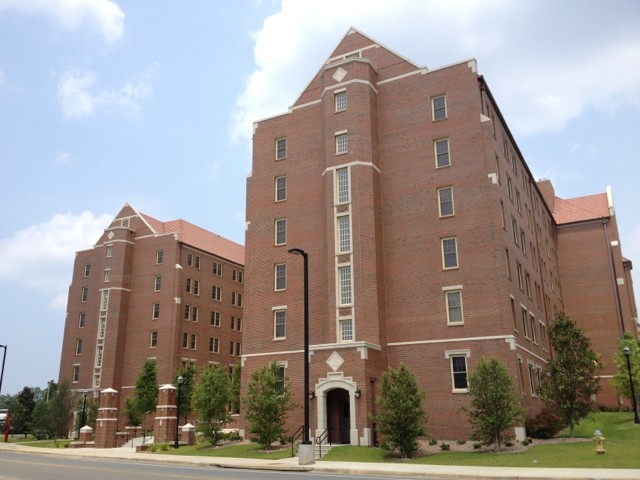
[289,425,305,457]
[315,425,332,458]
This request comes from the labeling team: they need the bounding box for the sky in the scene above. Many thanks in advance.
[0,0,639,396]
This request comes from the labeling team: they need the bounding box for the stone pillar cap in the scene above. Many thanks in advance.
[101,388,118,394]
[159,384,177,390]
[80,425,93,432]
[182,423,195,430]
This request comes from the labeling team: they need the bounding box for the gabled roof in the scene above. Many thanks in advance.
[553,193,610,225]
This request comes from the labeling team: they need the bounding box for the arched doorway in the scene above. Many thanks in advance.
[326,388,351,444]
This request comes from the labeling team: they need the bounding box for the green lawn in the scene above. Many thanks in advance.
[159,442,293,460]
[322,412,640,469]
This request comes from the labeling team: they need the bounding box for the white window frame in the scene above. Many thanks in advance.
[104,268,111,283]
[81,286,88,303]
[95,344,103,368]
[432,95,447,120]
[434,138,450,168]
[156,250,163,265]
[336,214,352,254]
[275,218,287,246]
[152,302,160,319]
[210,310,221,327]
[75,338,83,355]
[274,263,287,291]
[150,331,158,348]
[335,89,347,112]
[337,264,353,306]
[339,317,353,342]
[100,290,109,311]
[335,131,348,155]
[335,167,350,204]
[72,364,80,383]
[275,175,286,202]
[273,307,286,340]
[106,245,113,258]
[445,349,470,393]
[212,285,221,302]
[78,312,86,329]
[154,275,162,292]
[84,263,91,277]
[443,287,464,325]
[276,137,287,160]
[437,186,454,217]
[441,237,459,269]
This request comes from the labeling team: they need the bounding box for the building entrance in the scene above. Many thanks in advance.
[326,388,351,444]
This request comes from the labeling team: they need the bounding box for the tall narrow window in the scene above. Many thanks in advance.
[75,338,83,355]
[510,297,517,330]
[516,262,523,291]
[337,215,351,253]
[445,290,463,324]
[81,287,88,303]
[432,95,447,120]
[335,90,347,112]
[339,318,353,342]
[212,285,221,302]
[184,304,191,321]
[98,316,106,338]
[338,265,352,305]
[104,269,111,283]
[186,277,192,293]
[276,137,287,160]
[521,306,529,337]
[106,245,113,258]
[274,310,286,339]
[336,167,350,203]
[275,176,286,202]
[275,219,287,245]
[100,290,109,311]
[156,250,163,265]
[274,263,286,291]
[450,355,468,390]
[72,365,80,383]
[441,237,458,269]
[150,331,158,348]
[210,337,220,353]
[190,333,197,350]
[84,264,91,277]
[505,248,511,279]
[438,187,454,217]
[154,275,162,292]
[335,132,348,154]
[434,139,450,168]
[210,311,220,327]
[529,314,537,343]
[193,280,200,296]
[78,312,86,328]
[213,262,222,276]
[95,345,103,367]
[152,302,160,319]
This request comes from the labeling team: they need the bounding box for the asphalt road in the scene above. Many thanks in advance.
[0,450,423,480]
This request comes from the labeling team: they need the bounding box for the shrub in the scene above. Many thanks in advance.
[525,405,566,439]
[505,440,514,447]
[428,438,438,446]
[521,439,531,446]
[473,442,482,449]
[456,439,467,445]
[440,443,450,451]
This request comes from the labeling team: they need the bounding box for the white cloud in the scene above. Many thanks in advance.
[231,0,640,142]
[0,0,125,44]
[0,211,112,310]
[57,66,156,120]
[54,151,71,166]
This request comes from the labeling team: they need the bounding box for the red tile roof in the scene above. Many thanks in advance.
[553,193,610,225]
[140,213,244,265]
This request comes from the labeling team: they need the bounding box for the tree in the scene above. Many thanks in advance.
[610,332,640,402]
[244,362,298,449]
[538,313,601,437]
[49,380,74,438]
[230,364,241,415]
[173,364,196,423]
[464,357,525,451]
[373,364,427,458]
[191,365,232,446]
[132,359,158,428]
[30,399,53,439]
[12,387,36,435]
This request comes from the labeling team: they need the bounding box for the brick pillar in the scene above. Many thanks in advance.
[94,388,119,448]
[79,425,93,444]
[153,384,177,444]
[181,423,196,446]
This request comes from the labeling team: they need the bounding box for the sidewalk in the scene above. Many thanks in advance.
[1,442,639,480]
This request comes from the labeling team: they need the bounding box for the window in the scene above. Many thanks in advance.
[517,357,525,391]
[78,312,86,328]
[186,278,192,293]
[235,342,241,357]
[432,95,447,120]
[516,262,523,291]
[448,354,468,391]
[505,248,511,279]
[441,237,458,269]
[100,290,109,311]
[274,310,286,339]
[98,316,106,338]
[93,374,101,388]
[276,137,287,160]
[275,176,286,202]
[507,176,513,199]
[152,302,160,319]
[335,90,347,112]
[335,132,348,154]
[72,365,80,383]
[529,314,537,343]
[190,333,197,350]
[275,365,285,393]
[75,338,83,355]
[236,318,242,331]
[95,345,103,367]
[237,293,243,307]
[231,316,236,330]
[510,297,518,330]
[274,263,286,291]
[500,200,505,228]
[154,275,162,292]
[211,311,220,327]
[337,215,351,253]
[81,287,88,303]
[213,262,222,276]
[238,271,244,283]
[184,304,191,320]
[212,285,221,302]
[104,269,111,283]
[512,217,519,245]
[445,290,463,324]
[194,256,200,269]
[187,253,193,267]
[193,280,200,296]
[84,264,91,277]
[520,230,526,254]
[231,291,236,305]
[525,272,531,298]
[339,318,353,342]
[438,187,454,217]
[182,332,189,348]
[150,331,158,348]
[229,341,235,355]
[156,250,163,265]
[528,362,536,395]
[106,245,113,258]
[209,337,219,353]
[521,306,529,337]
[338,265,352,305]
[275,219,287,245]
[434,139,450,168]
[516,190,521,212]
[336,167,350,203]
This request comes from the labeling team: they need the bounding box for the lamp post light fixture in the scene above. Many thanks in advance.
[622,346,640,424]
[174,375,183,448]
[0,345,7,395]
[288,247,313,465]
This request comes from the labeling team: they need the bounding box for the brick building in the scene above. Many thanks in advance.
[243,28,637,443]
[58,204,244,421]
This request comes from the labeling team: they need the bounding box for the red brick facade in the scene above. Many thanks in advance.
[58,204,244,426]
[243,29,637,443]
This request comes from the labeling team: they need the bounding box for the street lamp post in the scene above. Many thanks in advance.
[623,347,640,424]
[288,248,313,465]
[0,345,6,395]
[174,375,183,448]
